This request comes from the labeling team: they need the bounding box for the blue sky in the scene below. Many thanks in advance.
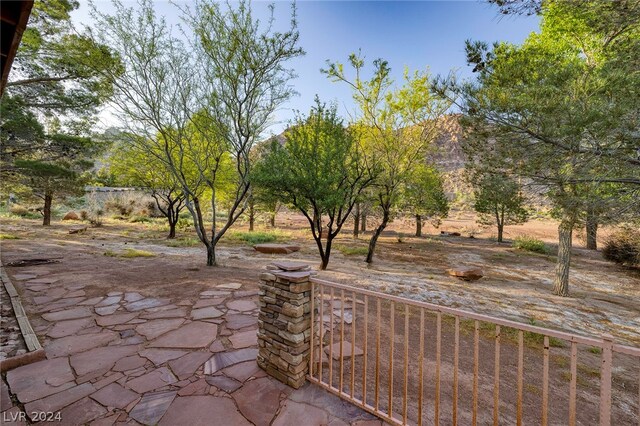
[75,1,540,134]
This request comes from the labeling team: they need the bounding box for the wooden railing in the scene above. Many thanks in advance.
[307,277,640,426]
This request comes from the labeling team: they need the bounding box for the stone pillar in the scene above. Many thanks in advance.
[257,262,317,389]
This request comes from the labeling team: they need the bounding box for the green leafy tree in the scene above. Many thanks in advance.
[1,0,120,167]
[323,56,451,263]
[13,157,90,225]
[472,173,528,242]
[253,100,374,270]
[403,164,449,237]
[108,140,190,238]
[4,0,120,118]
[439,0,640,296]
[91,0,303,266]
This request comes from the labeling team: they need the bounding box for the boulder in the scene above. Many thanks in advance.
[446,266,483,281]
[63,211,80,221]
[253,244,301,254]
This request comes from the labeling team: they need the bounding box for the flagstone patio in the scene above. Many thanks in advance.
[1,267,382,425]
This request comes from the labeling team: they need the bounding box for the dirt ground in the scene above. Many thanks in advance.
[0,211,638,424]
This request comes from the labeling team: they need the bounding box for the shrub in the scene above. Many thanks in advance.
[104,248,156,258]
[225,230,289,245]
[602,227,640,267]
[0,233,19,240]
[120,248,155,258]
[9,205,31,217]
[9,205,28,215]
[104,195,135,216]
[513,235,548,254]
[79,210,88,220]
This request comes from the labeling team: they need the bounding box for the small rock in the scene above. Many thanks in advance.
[446,266,483,281]
[253,244,301,254]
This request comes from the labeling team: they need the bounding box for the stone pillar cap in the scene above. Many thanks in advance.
[267,261,310,272]
[271,270,317,283]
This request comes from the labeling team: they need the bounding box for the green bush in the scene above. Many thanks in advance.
[9,205,29,216]
[225,230,289,245]
[104,248,156,258]
[602,227,640,267]
[8,204,40,219]
[513,235,549,254]
[0,233,19,240]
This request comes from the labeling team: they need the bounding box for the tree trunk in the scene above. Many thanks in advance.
[495,207,503,242]
[166,205,176,239]
[361,213,367,232]
[320,237,333,270]
[353,203,360,238]
[248,203,255,232]
[586,213,598,250]
[168,219,177,239]
[415,214,422,237]
[42,192,53,226]
[553,217,574,297]
[206,244,216,267]
[366,208,390,264]
[270,212,276,228]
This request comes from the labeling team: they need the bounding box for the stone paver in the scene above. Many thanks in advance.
[217,282,243,290]
[228,329,258,349]
[41,307,92,321]
[113,355,147,372]
[46,317,94,338]
[46,331,118,358]
[90,382,139,409]
[95,312,138,327]
[149,322,217,348]
[58,397,107,425]
[191,306,224,320]
[125,298,170,312]
[126,367,177,393]
[135,319,184,339]
[233,377,290,425]
[129,390,177,425]
[168,352,211,380]
[1,380,12,412]
[226,314,257,330]
[273,400,329,426]
[24,383,95,414]
[221,360,266,382]
[1,267,376,426]
[159,396,251,426]
[70,345,139,376]
[204,348,258,374]
[139,349,189,366]
[141,307,188,319]
[6,357,75,402]
[205,375,242,392]
[226,299,257,312]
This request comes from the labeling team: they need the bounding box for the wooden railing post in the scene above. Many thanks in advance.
[600,334,613,426]
[257,262,317,389]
